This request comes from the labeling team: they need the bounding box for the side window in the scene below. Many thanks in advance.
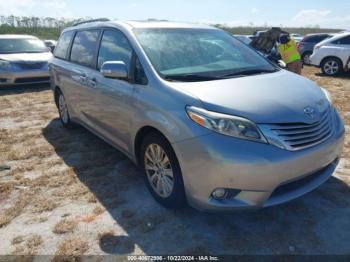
[70,30,100,68]
[54,31,74,59]
[97,30,132,70]
[305,35,327,43]
[317,35,330,42]
[333,36,350,45]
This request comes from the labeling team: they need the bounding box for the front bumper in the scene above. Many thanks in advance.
[0,69,50,86]
[173,114,345,212]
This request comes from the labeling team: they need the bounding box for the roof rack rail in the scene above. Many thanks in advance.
[73,18,110,26]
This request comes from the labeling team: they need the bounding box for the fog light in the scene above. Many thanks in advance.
[212,188,227,199]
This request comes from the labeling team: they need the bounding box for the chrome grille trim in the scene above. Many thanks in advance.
[259,108,333,151]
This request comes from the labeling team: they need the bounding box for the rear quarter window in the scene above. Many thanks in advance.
[332,35,350,45]
[54,31,74,59]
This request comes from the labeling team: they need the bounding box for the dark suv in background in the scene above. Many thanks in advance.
[297,33,333,64]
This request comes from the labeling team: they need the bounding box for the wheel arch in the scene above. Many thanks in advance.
[133,126,171,166]
[320,56,344,68]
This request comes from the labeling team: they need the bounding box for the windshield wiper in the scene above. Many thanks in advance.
[164,74,224,82]
[221,68,278,78]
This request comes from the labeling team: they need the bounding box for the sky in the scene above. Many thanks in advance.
[0,0,349,29]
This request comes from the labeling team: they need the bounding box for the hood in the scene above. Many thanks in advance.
[0,52,52,62]
[170,70,328,124]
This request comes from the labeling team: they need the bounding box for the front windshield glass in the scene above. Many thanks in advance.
[0,38,48,54]
[134,28,276,80]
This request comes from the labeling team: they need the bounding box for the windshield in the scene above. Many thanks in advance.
[0,38,48,54]
[134,28,276,81]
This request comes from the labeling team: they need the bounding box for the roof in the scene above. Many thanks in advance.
[325,31,350,40]
[122,20,214,29]
[305,32,335,36]
[0,34,39,39]
[67,20,215,31]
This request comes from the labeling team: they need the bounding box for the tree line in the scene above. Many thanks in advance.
[0,15,343,40]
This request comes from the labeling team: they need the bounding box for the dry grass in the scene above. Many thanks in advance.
[12,235,25,245]
[0,190,35,228]
[54,238,89,256]
[26,234,43,250]
[92,206,105,216]
[53,219,78,234]
[11,234,43,255]
[32,197,58,213]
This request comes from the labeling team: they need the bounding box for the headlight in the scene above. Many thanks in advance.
[321,88,332,104]
[0,60,11,70]
[186,106,267,143]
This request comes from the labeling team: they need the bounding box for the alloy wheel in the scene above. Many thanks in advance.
[144,143,174,198]
[324,60,339,75]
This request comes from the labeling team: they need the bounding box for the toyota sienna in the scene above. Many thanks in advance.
[49,20,345,211]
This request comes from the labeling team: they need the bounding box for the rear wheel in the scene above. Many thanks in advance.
[57,90,71,128]
[140,133,186,208]
[321,57,343,76]
[302,52,312,65]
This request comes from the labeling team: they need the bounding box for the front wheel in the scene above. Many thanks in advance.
[321,57,343,76]
[140,133,186,208]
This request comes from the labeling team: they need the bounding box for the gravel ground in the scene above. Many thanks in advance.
[0,67,349,256]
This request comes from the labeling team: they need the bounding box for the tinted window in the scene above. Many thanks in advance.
[54,31,74,59]
[70,30,100,67]
[97,30,132,70]
[0,38,48,54]
[332,35,350,45]
[304,35,329,43]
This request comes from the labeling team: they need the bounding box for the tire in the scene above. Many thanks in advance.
[56,89,71,128]
[140,133,186,208]
[302,52,312,65]
[321,57,343,76]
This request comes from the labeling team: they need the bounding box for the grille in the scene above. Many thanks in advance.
[262,109,333,151]
[15,62,46,70]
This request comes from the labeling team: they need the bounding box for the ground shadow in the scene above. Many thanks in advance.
[315,71,350,80]
[43,119,350,255]
[0,83,50,96]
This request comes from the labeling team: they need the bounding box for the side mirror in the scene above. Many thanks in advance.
[100,61,128,80]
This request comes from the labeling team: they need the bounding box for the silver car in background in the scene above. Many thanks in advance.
[0,35,52,86]
[49,20,345,212]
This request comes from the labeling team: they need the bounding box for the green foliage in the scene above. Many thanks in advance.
[0,25,61,40]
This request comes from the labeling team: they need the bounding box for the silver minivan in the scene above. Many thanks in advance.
[49,20,345,211]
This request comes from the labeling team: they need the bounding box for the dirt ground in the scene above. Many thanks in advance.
[0,67,349,256]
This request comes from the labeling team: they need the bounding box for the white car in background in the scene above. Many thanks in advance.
[291,33,303,43]
[310,32,350,76]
